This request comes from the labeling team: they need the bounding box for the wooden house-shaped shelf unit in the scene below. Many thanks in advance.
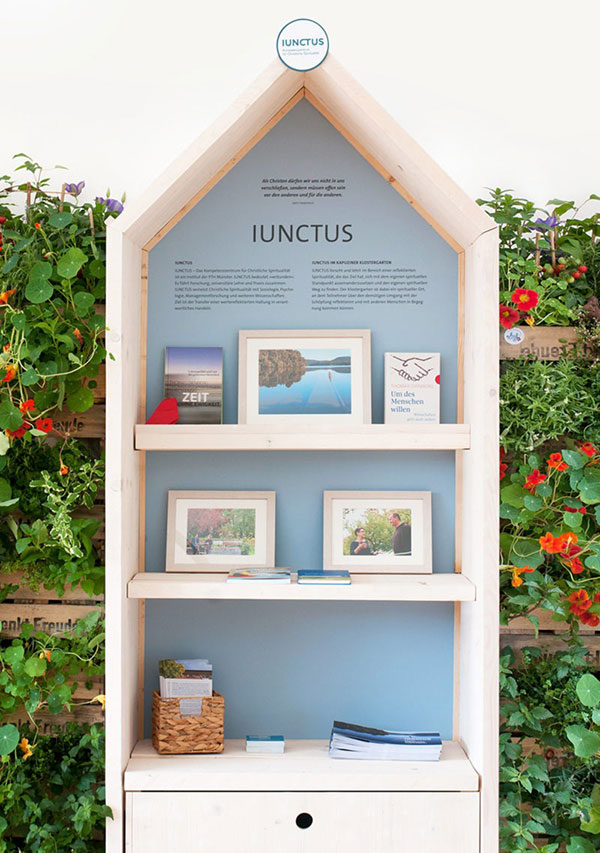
[106,56,499,852]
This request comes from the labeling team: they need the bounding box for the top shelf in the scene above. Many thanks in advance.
[134,424,470,452]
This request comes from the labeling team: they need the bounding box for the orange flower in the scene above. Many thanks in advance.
[579,442,597,458]
[39,649,51,663]
[556,532,578,554]
[539,533,563,554]
[0,289,16,304]
[525,469,546,492]
[34,222,41,230]
[73,327,83,346]
[35,417,53,434]
[2,344,9,353]
[19,738,34,760]
[2,365,16,382]
[568,589,591,615]
[59,464,69,476]
[580,611,600,627]
[19,399,34,414]
[547,452,568,471]
[511,566,534,587]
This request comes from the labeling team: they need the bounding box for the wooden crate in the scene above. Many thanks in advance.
[515,737,571,770]
[53,404,105,439]
[499,326,590,360]
[1,572,104,603]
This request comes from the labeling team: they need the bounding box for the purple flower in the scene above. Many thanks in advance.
[95,196,124,215]
[530,215,560,231]
[64,180,85,197]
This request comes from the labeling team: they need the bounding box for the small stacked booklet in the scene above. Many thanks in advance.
[329,721,442,761]
[227,569,291,584]
[246,735,285,754]
[297,570,351,585]
[159,658,213,698]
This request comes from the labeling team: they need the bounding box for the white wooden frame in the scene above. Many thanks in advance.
[165,490,276,572]
[107,54,498,853]
[322,490,432,573]
[238,329,371,425]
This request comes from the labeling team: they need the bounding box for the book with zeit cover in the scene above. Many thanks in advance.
[164,347,223,424]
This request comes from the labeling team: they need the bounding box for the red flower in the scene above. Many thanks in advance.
[59,463,69,476]
[547,452,568,471]
[2,365,16,382]
[568,589,591,615]
[499,304,520,329]
[579,442,597,458]
[500,461,508,480]
[525,469,546,492]
[19,399,35,414]
[556,532,579,554]
[73,327,83,346]
[0,289,16,304]
[35,418,53,434]
[567,557,585,575]
[511,289,539,311]
[594,594,600,603]
[34,222,41,230]
[500,446,507,458]
[580,611,600,627]
[6,421,31,439]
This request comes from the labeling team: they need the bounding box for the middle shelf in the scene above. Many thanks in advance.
[128,572,475,601]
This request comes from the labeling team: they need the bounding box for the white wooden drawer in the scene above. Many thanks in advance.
[126,791,479,852]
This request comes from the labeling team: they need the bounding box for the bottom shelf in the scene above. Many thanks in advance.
[125,739,479,792]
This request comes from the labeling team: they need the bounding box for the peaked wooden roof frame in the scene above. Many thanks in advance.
[106,56,499,853]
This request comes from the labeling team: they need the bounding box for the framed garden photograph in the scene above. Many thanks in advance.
[323,490,432,573]
[238,329,371,424]
[165,490,276,572]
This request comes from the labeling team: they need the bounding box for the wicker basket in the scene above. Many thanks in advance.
[152,690,225,754]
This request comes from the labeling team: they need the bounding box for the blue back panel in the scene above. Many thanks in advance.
[144,100,459,739]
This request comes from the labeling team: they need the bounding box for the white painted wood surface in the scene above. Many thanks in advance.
[459,227,500,853]
[125,739,478,792]
[126,791,479,853]
[134,423,471,451]
[127,571,476,601]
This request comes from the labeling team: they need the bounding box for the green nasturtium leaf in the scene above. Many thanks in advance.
[56,247,87,279]
[510,537,544,569]
[48,211,74,229]
[501,484,526,508]
[579,469,600,504]
[566,723,600,758]
[87,258,104,279]
[524,495,543,511]
[25,261,53,303]
[20,367,39,387]
[73,291,95,313]
[576,673,600,708]
[3,645,24,666]
[0,478,11,503]
[24,656,46,678]
[66,386,94,413]
[535,482,552,498]
[566,836,597,853]
[0,724,19,755]
[10,312,26,331]
[0,401,25,431]
[562,449,587,469]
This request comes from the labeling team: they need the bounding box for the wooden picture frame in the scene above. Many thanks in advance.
[323,490,432,574]
[165,490,276,573]
[238,329,371,425]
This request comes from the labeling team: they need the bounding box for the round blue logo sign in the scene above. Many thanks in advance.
[276,19,329,71]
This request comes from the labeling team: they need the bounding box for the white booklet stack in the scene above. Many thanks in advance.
[158,658,213,698]
[329,721,442,761]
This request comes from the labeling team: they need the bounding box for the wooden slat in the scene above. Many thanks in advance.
[504,633,600,669]
[499,326,589,360]
[516,737,570,770]
[53,405,105,439]
[0,603,101,638]
[4,704,104,733]
[502,608,600,635]
[1,573,103,603]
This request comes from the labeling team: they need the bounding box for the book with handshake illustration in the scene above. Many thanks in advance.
[384,353,440,425]
[329,721,442,761]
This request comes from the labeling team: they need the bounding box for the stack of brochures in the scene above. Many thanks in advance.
[246,735,285,753]
[227,569,291,583]
[329,721,442,761]
[297,570,351,585]
[158,658,213,698]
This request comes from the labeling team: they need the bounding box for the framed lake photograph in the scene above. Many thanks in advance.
[238,329,371,424]
[323,490,432,574]
[165,490,276,572]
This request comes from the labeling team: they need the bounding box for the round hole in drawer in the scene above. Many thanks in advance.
[296,812,313,829]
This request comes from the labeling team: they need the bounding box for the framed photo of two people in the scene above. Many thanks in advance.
[323,491,432,574]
